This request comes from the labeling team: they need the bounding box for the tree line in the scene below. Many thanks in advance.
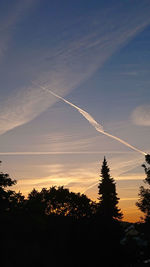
[0,157,122,220]
[0,156,150,266]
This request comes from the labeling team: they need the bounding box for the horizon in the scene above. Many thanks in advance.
[1,0,150,223]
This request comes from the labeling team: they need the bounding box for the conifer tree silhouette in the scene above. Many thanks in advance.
[98,157,123,220]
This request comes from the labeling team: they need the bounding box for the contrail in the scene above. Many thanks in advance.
[35,84,146,156]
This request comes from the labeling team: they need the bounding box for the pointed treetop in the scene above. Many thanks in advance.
[103,156,108,165]
[98,157,123,220]
[102,156,107,167]
[101,156,110,178]
[103,156,107,164]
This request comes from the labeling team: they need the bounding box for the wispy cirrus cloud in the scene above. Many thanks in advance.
[131,105,150,126]
[1,1,150,135]
[82,152,145,195]
[0,151,134,156]
[0,0,37,61]
[12,152,144,197]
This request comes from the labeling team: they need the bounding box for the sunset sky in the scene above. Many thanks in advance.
[0,0,150,222]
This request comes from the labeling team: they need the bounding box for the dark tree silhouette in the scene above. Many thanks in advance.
[136,154,150,222]
[0,160,140,266]
[98,157,123,220]
[0,161,24,215]
[0,161,17,213]
[27,188,44,215]
[27,186,95,219]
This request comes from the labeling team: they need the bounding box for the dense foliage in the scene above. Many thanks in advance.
[0,158,150,266]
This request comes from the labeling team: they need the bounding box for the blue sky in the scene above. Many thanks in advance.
[0,0,150,221]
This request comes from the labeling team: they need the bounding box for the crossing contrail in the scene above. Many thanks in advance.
[35,84,146,156]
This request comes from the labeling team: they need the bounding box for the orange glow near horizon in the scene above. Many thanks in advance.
[13,179,144,223]
[119,199,143,223]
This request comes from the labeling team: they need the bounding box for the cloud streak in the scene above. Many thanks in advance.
[131,105,150,126]
[0,151,134,156]
[38,84,146,155]
[1,1,150,135]
[82,153,145,195]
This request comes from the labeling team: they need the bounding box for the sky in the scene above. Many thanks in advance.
[0,0,150,222]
